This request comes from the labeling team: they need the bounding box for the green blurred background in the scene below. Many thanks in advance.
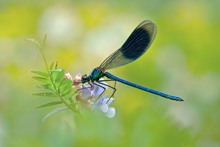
[1,0,220,146]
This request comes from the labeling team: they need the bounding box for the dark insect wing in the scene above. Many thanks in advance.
[90,20,183,102]
[99,20,157,70]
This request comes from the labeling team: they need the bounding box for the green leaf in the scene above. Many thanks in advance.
[50,68,63,73]
[59,79,72,94]
[56,78,66,88]
[55,72,65,83]
[41,84,56,91]
[42,107,68,122]
[50,61,55,70]
[36,101,63,108]
[61,82,72,95]
[32,92,57,97]
[63,91,75,100]
[69,100,78,108]
[32,76,51,84]
[59,78,72,89]
[50,68,65,83]
[31,71,49,77]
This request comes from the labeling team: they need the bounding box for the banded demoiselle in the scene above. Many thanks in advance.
[81,20,183,101]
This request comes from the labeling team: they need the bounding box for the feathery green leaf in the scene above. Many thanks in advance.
[36,101,63,108]
[41,84,55,91]
[63,91,75,100]
[32,76,51,84]
[50,61,55,70]
[60,80,73,95]
[50,68,65,83]
[31,71,49,77]
[32,92,57,97]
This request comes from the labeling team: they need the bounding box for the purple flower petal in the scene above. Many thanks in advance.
[91,84,105,97]
[91,79,108,97]
[94,96,106,106]
[81,85,91,99]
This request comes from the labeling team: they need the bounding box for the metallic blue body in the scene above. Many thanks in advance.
[82,20,183,101]
[105,72,183,101]
[88,68,104,82]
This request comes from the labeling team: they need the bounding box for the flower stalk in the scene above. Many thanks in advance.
[29,37,115,120]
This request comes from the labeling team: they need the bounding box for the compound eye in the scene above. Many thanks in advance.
[82,74,87,79]
[81,74,88,83]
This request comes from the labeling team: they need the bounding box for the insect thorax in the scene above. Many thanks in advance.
[90,68,104,82]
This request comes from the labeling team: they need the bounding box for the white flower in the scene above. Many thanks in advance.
[106,107,116,118]
[65,73,116,118]
[94,96,116,118]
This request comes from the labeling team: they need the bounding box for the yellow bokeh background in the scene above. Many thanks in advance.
[0,1,220,146]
